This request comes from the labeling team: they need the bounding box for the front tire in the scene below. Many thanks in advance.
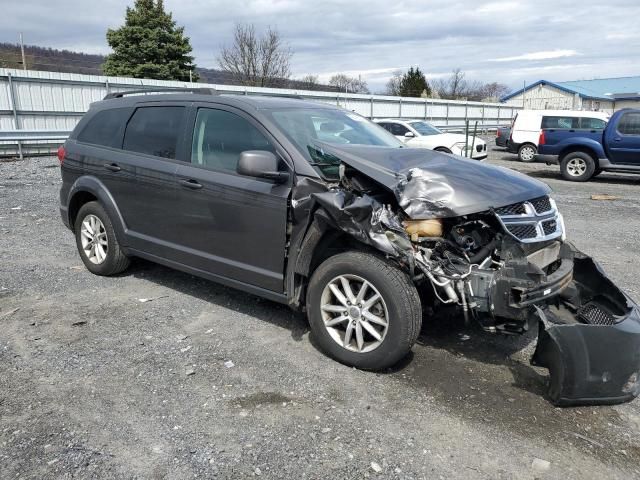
[75,201,130,276]
[306,251,422,370]
[518,143,537,162]
[560,152,596,182]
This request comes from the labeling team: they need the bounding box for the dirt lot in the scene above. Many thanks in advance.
[2,143,640,479]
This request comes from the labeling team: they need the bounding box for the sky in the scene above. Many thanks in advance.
[2,0,640,93]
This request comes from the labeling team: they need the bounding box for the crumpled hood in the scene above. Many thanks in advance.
[318,143,551,219]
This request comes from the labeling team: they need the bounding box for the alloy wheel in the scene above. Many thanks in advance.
[520,146,536,161]
[80,214,108,264]
[566,158,587,177]
[320,274,389,353]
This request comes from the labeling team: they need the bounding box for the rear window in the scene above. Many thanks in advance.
[618,113,640,135]
[77,108,131,148]
[123,106,186,159]
[541,116,579,129]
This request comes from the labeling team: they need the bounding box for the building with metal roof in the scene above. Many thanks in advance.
[501,76,640,112]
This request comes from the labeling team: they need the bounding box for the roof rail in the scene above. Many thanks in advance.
[103,87,218,100]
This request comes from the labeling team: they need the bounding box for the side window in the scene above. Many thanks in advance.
[191,108,275,172]
[76,108,131,148]
[579,117,606,129]
[378,122,392,133]
[541,116,578,129]
[618,113,640,136]
[389,123,409,136]
[123,106,186,159]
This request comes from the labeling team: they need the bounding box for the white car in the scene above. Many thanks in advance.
[375,119,487,160]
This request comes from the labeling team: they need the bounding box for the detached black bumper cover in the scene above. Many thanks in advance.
[531,249,640,406]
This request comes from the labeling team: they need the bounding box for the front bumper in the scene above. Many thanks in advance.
[530,249,640,406]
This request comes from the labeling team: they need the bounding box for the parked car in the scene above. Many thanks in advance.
[374,118,487,160]
[508,110,609,162]
[537,108,640,181]
[495,126,510,148]
[59,89,640,406]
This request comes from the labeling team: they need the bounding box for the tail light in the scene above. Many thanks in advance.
[538,130,546,146]
[57,145,66,165]
[496,129,501,138]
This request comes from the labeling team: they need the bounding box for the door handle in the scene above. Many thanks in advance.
[104,163,121,172]
[613,137,622,142]
[179,179,203,190]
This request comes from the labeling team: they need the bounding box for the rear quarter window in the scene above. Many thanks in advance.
[618,113,640,135]
[76,108,132,148]
[123,106,186,159]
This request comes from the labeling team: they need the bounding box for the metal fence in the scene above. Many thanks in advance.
[0,68,521,158]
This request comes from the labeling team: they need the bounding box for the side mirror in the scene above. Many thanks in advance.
[404,131,415,138]
[237,150,289,183]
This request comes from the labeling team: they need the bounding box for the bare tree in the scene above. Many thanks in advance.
[385,70,402,96]
[478,82,511,101]
[298,74,320,90]
[329,74,369,93]
[433,68,468,99]
[433,68,504,101]
[218,23,292,87]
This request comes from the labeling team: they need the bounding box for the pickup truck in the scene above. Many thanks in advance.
[537,108,640,181]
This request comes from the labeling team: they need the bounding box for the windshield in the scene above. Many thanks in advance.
[408,121,442,136]
[267,108,404,178]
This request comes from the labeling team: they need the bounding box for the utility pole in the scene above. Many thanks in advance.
[19,32,26,71]
[522,80,526,109]
[189,70,193,83]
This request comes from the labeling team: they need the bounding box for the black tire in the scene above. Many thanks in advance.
[518,143,537,162]
[75,201,130,276]
[560,152,596,182]
[435,147,452,154]
[306,251,422,370]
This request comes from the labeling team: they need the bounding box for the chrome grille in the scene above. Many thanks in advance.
[495,202,526,216]
[530,196,552,214]
[506,224,538,239]
[494,195,564,243]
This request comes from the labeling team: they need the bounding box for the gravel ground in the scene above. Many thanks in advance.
[1,142,640,479]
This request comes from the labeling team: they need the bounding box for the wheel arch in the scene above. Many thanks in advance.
[287,214,387,310]
[558,146,599,166]
[66,176,127,243]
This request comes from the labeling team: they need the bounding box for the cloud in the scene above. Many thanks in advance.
[489,50,579,62]
[0,0,639,92]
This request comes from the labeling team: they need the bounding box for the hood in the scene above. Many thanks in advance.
[318,143,551,219]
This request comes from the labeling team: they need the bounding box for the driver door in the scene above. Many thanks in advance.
[173,105,292,293]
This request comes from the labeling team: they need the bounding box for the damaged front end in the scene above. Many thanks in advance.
[291,144,640,406]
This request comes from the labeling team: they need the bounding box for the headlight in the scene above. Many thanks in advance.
[452,142,470,152]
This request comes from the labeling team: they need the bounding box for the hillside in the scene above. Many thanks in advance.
[0,42,336,91]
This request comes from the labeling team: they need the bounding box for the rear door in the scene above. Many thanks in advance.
[607,111,640,165]
[117,104,188,254]
[173,105,292,293]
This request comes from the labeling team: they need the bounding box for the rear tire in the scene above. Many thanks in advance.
[75,201,130,276]
[560,152,596,182]
[518,143,537,162]
[306,251,422,370]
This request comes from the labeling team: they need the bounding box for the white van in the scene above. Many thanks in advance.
[508,110,609,162]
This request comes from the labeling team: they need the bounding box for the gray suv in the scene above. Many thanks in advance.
[59,89,640,406]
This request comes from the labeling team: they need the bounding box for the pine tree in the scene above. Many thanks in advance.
[103,0,198,81]
[398,67,431,97]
